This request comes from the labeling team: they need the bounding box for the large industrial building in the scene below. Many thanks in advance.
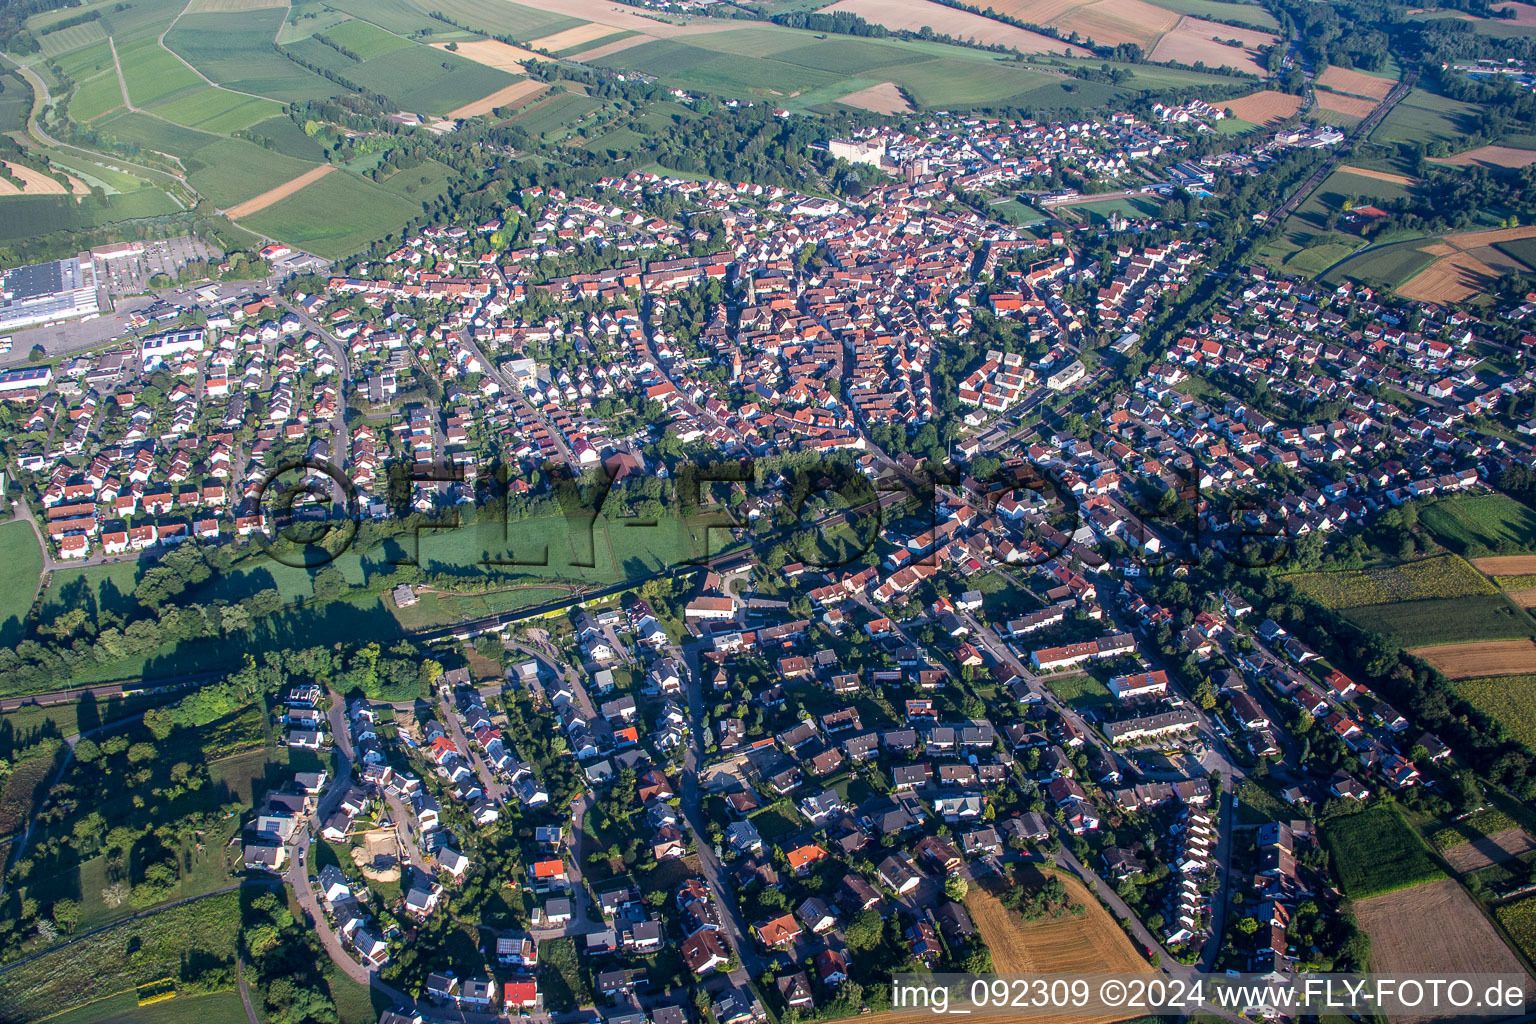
[0,257,100,332]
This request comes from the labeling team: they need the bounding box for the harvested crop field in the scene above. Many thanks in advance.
[1148,15,1276,74]
[836,81,913,113]
[1316,89,1379,119]
[1222,89,1302,123]
[1410,639,1536,677]
[1442,829,1536,872]
[1317,64,1395,99]
[1397,249,1501,303]
[1337,164,1417,185]
[1440,224,1536,249]
[1431,144,1536,169]
[1055,0,1179,47]
[1356,878,1533,1020]
[966,868,1148,1024]
[530,23,619,51]
[818,0,1093,54]
[226,163,333,219]
[1475,555,1536,574]
[447,77,548,119]
[435,39,541,72]
[0,162,83,196]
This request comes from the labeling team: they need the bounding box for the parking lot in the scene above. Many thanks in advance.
[95,235,220,295]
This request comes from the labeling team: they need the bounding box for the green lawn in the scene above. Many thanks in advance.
[0,520,42,646]
[1045,673,1114,710]
[1323,803,1446,898]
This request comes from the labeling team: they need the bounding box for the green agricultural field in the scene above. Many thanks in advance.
[344,44,516,114]
[1146,0,1278,29]
[0,189,182,243]
[1287,554,1496,609]
[97,0,188,42]
[320,17,417,59]
[554,31,631,58]
[184,137,321,209]
[1496,895,1536,965]
[0,521,42,647]
[1372,88,1485,147]
[1343,593,1536,647]
[0,76,26,134]
[114,36,204,106]
[69,71,126,122]
[372,158,455,200]
[318,0,456,37]
[1496,235,1536,272]
[238,168,421,256]
[45,990,249,1024]
[242,114,328,161]
[1322,238,1440,290]
[1323,803,1446,898]
[1456,674,1536,750]
[36,19,108,57]
[513,92,603,137]
[426,0,585,39]
[1283,240,1363,276]
[164,10,340,102]
[1291,168,1417,234]
[50,40,116,79]
[1422,492,1536,554]
[94,108,215,156]
[149,86,283,133]
[0,890,242,1022]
